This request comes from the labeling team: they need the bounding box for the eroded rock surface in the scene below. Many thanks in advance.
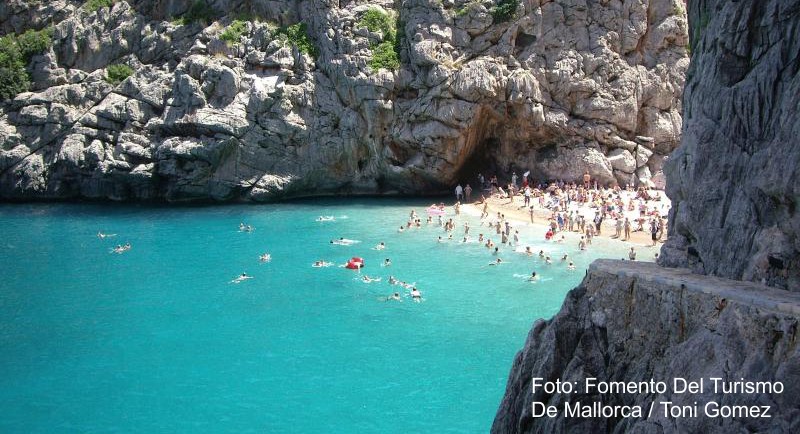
[659,0,800,291]
[492,260,800,434]
[1,0,687,201]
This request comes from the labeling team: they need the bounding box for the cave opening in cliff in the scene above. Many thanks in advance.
[455,137,502,186]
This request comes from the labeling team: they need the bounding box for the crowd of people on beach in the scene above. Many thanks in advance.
[456,170,669,248]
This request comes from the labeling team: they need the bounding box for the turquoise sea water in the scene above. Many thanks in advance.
[0,199,646,433]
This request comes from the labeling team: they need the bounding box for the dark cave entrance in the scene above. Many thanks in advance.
[454,137,502,187]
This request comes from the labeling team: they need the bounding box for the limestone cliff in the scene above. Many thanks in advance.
[492,260,800,434]
[0,0,688,201]
[659,0,800,291]
[492,1,800,432]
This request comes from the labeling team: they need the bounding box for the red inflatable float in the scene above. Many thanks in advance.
[346,257,364,269]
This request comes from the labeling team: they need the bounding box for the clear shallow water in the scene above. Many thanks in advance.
[0,199,644,433]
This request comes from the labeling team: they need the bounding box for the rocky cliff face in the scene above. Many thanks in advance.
[659,0,800,291]
[493,1,800,432]
[0,0,688,201]
[492,260,800,434]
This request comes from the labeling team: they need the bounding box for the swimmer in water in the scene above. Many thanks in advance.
[489,258,503,266]
[438,236,444,243]
[383,258,391,267]
[231,272,253,283]
[388,276,399,285]
[398,226,405,233]
[561,254,569,262]
[539,250,545,258]
[525,246,533,256]
[410,287,422,301]
[374,242,386,250]
[259,253,271,262]
[97,231,116,239]
[386,292,402,301]
[528,271,539,281]
[545,256,552,265]
[493,247,500,256]
[567,262,576,271]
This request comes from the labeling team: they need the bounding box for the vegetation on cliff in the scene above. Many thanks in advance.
[358,8,401,72]
[173,0,217,26]
[84,0,118,13]
[0,27,52,100]
[491,0,520,23]
[105,63,133,85]
[275,23,317,58]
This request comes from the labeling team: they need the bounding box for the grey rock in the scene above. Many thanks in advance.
[1,0,687,200]
[492,260,800,434]
[660,0,800,291]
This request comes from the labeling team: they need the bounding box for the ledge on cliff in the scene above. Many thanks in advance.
[492,260,800,434]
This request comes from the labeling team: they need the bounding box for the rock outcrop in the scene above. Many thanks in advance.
[493,1,800,432]
[492,260,800,434]
[0,0,688,201]
[659,0,800,291]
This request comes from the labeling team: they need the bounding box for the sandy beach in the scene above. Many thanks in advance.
[461,192,667,257]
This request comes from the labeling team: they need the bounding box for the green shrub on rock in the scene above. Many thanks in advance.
[369,40,400,71]
[359,8,395,40]
[106,63,134,85]
[357,8,401,72]
[275,23,317,58]
[84,0,116,13]
[220,19,249,45]
[173,0,217,26]
[0,28,53,100]
[491,0,519,23]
